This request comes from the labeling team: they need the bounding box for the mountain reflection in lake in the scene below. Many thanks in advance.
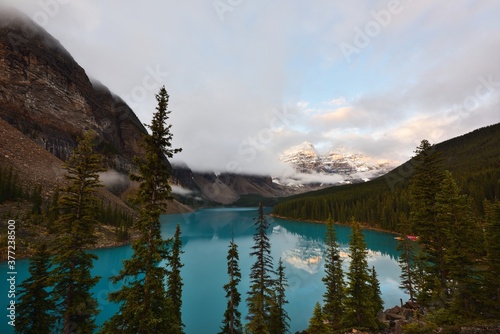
[0,207,407,334]
[162,208,406,333]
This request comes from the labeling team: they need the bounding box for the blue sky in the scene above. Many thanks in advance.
[2,0,500,176]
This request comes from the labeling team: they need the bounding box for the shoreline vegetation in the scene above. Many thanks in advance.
[2,204,402,262]
[270,213,401,236]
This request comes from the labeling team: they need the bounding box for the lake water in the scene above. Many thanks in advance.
[1,207,407,333]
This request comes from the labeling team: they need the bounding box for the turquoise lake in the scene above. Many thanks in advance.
[1,207,407,333]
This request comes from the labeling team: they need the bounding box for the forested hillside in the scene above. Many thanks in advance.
[272,123,500,231]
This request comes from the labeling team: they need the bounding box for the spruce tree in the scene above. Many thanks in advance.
[342,221,378,330]
[483,200,500,317]
[307,302,327,334]
[167,224,185,333]
[269,258,290,334]
[47,189,60,232]
[369,267,384,317]
[30,184,43,216]
[16,244,56,334]
[220,236,242,334]
[50,130,103,333]
[408,139,447,305]
[321,220,344,330]
[246,203,275,334]
[436,171,483,315]
[396,213,416,302]
[101,86,182,334]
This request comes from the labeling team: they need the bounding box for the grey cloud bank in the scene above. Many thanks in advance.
[1,0,499,176]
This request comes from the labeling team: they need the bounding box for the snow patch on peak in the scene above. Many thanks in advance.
[282,141,318,156]
[279,142,396,184]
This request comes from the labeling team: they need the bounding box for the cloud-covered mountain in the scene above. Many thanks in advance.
[279,141,395,184]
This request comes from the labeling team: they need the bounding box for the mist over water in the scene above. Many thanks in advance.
[1,208,407,334]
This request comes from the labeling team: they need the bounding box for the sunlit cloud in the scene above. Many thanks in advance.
[1,0,499,176]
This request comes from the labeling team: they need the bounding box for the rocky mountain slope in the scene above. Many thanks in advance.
[0,8,291,207]
[171,163,294,205]
[0,8,145,172]
[280,141,394,179]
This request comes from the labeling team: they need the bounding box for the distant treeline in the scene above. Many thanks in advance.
[0,166,26,203]
[0,165,133,240]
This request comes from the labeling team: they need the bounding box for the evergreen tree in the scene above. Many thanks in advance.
[307,302,327,334]
[101,86,181,334]
[369,267,384,317]
[269,258,290,334]
[47,190,60,232]
[396,213,416,302]
[436,171,483,315]
[246,203,275,334]
[30,184,43,215]
[0,166,23,203]
[16,244,56,334]
[342,222,378,330]
[321,220,344,330]
[219,235,242,334]
[408,139,447,305]
[167,224,185,333]
[50,130,103,333]
[483,200,500,317]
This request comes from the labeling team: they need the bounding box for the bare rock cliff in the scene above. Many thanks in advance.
[0,9,146,171]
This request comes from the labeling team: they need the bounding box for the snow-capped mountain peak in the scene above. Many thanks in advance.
[280,141,322,173]
[280,142,394,179]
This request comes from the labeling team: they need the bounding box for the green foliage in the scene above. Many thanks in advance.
[437,172,484,316]
[402,321,438,334]
[30,184,43,215]
[342,221,380,330]
[0,166,25,203]
[273,176,406,231]
[307,302,327,334]
[396,213,417,302]
[246,203,276,334]
[426,308,463,326]
[219,237,243,334]
[50,130,103,333]
[321,220,345,330]
[101,87,182,334]
[94,200,134,241]
[16,244,56,334]
[483,199,500,318]
[167,224,185,333]
[269,258,290,334]
[232,194,280,208]
[369,267,384,316]
[131,86,181,210]
[46,190,60,232]
[408,141,448,306]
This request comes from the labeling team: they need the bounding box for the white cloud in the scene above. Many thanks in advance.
[2,0,500,176]
[171,185,194,197]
